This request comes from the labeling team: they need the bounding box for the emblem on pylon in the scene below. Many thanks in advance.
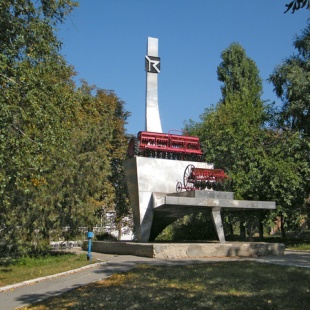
[145,55,160,73]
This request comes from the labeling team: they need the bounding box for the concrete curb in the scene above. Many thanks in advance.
[0,261,106,293]
[285,249,310,253]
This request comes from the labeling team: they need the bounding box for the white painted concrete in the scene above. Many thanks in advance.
[145,37,162,132]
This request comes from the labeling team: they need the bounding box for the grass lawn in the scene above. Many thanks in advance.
[21,261,310,310]
[285,242,310,251]
[0,252,95,287]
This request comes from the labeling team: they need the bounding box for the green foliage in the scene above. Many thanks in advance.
[269,20,310,139]
[0,0,79,257]
[0,0,130,257]
[186,43,267,200]
[0,0,78,64]
[157,213,218,241]
[96,232,117,241]
[0,252,93,287]
[66,82,131,232]
[268,22,310,235]
[185,41,309,239]
[217,43,263,105]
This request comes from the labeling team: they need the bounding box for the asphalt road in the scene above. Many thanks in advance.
[0,250,309,310]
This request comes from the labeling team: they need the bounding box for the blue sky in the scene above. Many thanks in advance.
[58,1,309,135]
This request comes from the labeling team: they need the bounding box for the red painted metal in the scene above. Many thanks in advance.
[131,131,203,161]
[188,168,227,183]
[177,164,229,192]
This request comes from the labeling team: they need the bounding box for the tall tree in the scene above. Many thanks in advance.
[269,20,310,139]
[0,0,132,256]
[259,129,309,237]
[217,43,263,107]
[0,0,79,256]
[196,43,266,200]
[68,83,131,238]
[269,21,310,234]
[185,41,310,239]
[184,43,268,239]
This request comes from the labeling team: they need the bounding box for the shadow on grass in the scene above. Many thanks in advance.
[22,261,310,310]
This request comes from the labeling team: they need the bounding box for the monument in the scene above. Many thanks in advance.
[90,37,284,258]
[145,37,162,132]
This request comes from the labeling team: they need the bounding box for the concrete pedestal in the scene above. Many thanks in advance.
[90,241,285,258]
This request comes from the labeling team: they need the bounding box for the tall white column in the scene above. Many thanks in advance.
[145,37,162,133]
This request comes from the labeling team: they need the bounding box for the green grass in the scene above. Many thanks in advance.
[286,243,310,251]
[235,235,310,252]
[265,236,310,251]
[22,261,310,310]
[284,239,310,251]
[0,252,95,287]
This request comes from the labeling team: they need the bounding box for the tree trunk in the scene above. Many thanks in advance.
[228,222,234,237]
[117,221,122,240]
[240,221,246,239]
[246,224,253,241]
[258,212,264,239]
[258,220,264,240]
[280,215,286,239]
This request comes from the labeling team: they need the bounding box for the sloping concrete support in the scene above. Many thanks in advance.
[124,157,213,242]
[211,210,225,243]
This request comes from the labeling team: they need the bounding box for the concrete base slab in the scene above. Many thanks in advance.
[90,241,285,259]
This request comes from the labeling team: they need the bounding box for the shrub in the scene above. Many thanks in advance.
[96,232,117,241]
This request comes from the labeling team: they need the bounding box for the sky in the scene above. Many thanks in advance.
[58,1,309,135]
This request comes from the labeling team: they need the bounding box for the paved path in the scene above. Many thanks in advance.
[0,250,309,310]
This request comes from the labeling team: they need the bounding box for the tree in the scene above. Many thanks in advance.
[0,1,132,256]
[69,83,131,239]
[269,21,310,234]
[259,129,309,238]
[197,43,266,199]
[102,89,132,239]
[0,0,79,256]
[185,42,310,240]
[285,0,310,13]
[269,20,310,139]
[217,43,263,106]
[184,43,269,239]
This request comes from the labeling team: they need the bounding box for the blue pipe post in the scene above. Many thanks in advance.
[87,231,93,261]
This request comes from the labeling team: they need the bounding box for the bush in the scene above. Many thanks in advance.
[95,232,117,241]
[156,212,218,241]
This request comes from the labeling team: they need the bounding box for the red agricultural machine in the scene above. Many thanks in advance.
[176,164,229,192]
[128,131,204,161]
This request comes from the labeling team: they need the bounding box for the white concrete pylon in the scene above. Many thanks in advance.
[145,37,162,133]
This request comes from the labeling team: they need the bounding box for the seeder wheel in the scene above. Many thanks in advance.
[128,137,139,158]
[176,181,183,193]
[183,164,195,191]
